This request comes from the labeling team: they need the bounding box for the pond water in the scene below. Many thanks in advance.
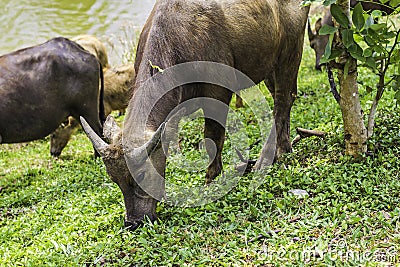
[0,0,156,65]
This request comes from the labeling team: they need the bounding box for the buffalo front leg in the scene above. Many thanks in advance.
[204,117,226,184]
[203,97,230,184]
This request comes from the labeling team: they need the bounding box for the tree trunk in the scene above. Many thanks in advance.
[367,68,385,138]
[335,0,367,157]
[337,58,367,156]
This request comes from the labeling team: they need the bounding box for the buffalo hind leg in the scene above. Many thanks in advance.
[267,69,298,159]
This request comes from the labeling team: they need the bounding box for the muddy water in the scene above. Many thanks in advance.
[0,0,155,65]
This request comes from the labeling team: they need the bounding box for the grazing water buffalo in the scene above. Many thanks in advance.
[71,35,110,69]
[50,64,135,156]
[308,0,397,70]
[102,64,135,115]
[0,37,104,146]
[49,35,111,156]
[82,0,310,230]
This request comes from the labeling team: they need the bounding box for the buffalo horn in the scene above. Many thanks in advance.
[80,116,108,155]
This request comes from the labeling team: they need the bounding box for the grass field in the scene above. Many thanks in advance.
[1,32,400,266]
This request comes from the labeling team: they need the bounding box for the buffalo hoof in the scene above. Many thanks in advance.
[50,151,61,157]
[124,220,142,231]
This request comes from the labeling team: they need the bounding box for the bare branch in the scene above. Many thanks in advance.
[292,128,325,146]
[327,65,341,104]
[296,128,325,138]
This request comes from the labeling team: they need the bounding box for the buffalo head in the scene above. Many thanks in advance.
[50,117,80,157]
[308,17,328,71]
[80,115,165,230]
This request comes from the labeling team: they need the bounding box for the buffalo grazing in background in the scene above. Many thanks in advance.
[50,63,135,156]
[0,37,104,147]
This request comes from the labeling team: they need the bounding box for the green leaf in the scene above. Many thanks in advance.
[393,76,400,91]
[185,208,196,216]
[360,29,368,37]
[320,34,334,64]
[363,48,373,57]
[366,86,373,94]
[364,36,376,47]
[323,0,336,5]
[348,43,365,61]
[365,15,374,29]
[320,43,332,64]
[331,4,350,28]
[370,23,386,32]
[394,90,400,101]
[322,48,344,64]
[349,216,362,224]
[390,0,400,7]
[372,44,387,54]
[352,3,365,31]
[392,50,400,63]
[367,28,380,41]
[371,10,382,18]
[319,25,338,35]
[383,31,396,39]
[342,29,355,48]
[353,33,364,44]
[365,56,377,69]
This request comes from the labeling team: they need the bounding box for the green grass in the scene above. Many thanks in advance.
[1,41,400,266]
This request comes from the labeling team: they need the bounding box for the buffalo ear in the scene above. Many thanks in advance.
[103,115,122,144]
[315,18,322,33]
